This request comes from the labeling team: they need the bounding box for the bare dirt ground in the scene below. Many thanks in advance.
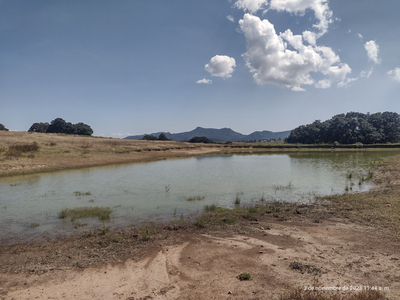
[1,212,399,300]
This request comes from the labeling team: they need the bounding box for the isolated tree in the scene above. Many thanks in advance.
[28,122,49,133]
[0,123,9,131]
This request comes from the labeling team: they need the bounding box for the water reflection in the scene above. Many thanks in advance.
[1,150,399,244]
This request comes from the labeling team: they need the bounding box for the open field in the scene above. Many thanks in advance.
[0,131,223,177]
[0,131,400,299]
[2,131,400,178]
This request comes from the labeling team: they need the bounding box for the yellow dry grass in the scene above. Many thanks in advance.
[0,131,221,177]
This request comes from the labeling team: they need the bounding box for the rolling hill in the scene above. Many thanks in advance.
[124,127,291,142]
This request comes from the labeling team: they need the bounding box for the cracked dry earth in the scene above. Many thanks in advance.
[1,218,399,300]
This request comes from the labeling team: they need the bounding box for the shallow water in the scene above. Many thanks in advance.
[1,150,398,244]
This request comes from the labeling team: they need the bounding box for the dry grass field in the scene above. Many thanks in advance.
[0,131,222,177]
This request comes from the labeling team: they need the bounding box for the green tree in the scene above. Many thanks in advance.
[46,118,75,134]
[188,136,214,143]
[141,134,158,140]
[74,122,93,136]
[28,122,49,133]
[286,111,400,144]
[0,123,9,131]
[158,133,169,140]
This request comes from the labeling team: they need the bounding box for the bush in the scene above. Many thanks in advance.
[188,136,214,143]
[237,272,251,281]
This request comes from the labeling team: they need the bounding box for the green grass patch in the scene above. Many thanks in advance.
[58,206,112,221]
[237,272,251,281]
[204,204,217,212]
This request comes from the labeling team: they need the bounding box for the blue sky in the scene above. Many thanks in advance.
[1,0,400,137]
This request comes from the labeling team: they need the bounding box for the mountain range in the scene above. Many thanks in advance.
[124,127,291,142]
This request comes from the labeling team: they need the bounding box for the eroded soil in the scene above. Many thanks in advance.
[1,214,399,300]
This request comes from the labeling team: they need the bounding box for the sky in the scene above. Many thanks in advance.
[1,0,400,138]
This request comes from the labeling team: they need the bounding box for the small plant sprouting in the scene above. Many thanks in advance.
[234,195,241,206]
[204,204,217,212]
[237,272,251,281]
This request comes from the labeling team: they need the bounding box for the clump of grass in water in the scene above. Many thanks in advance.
[186,196,205,201]
[204,204,217,212]
[58,207,112,221]
[74,191,92,196]
[234,194,241,206]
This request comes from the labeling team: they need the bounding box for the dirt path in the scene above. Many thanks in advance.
[2,216,399,300]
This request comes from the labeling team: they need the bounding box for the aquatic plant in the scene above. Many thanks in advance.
[58,206,112,221]
[186,196,205,201]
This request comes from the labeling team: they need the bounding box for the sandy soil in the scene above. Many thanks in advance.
[1,214,399,300]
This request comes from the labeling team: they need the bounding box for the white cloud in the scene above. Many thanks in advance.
[357,33,363,40]
[239,13,351,89]
[303,30,316,46]
[364,40,381,64]
[269,0,333,37]
[196,78,212,84]
[388,68,400,83]
[227,15,235,22]
[292,86,306,91]
[235,0,333,37]
[205,55,236,78]
[235,0,267,13]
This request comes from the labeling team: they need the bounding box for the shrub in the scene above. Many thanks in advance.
[237,272,251,281]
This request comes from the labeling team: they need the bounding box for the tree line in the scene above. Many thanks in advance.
[28,118,93,136]
[286,112,400,144]
[141,133,170,141]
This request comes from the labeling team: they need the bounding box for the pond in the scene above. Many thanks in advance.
[1,150,399,244]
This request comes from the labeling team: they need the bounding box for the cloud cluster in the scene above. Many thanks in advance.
[199,0,391,90]
[205,55,236,78]
[239,14,350,90]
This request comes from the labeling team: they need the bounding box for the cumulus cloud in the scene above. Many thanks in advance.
[364,40,381,64]
[235,0,333,37]
[239,13,351,89]
[388,68,400,83]
[196,78,212,84]
[205,55,236,78]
